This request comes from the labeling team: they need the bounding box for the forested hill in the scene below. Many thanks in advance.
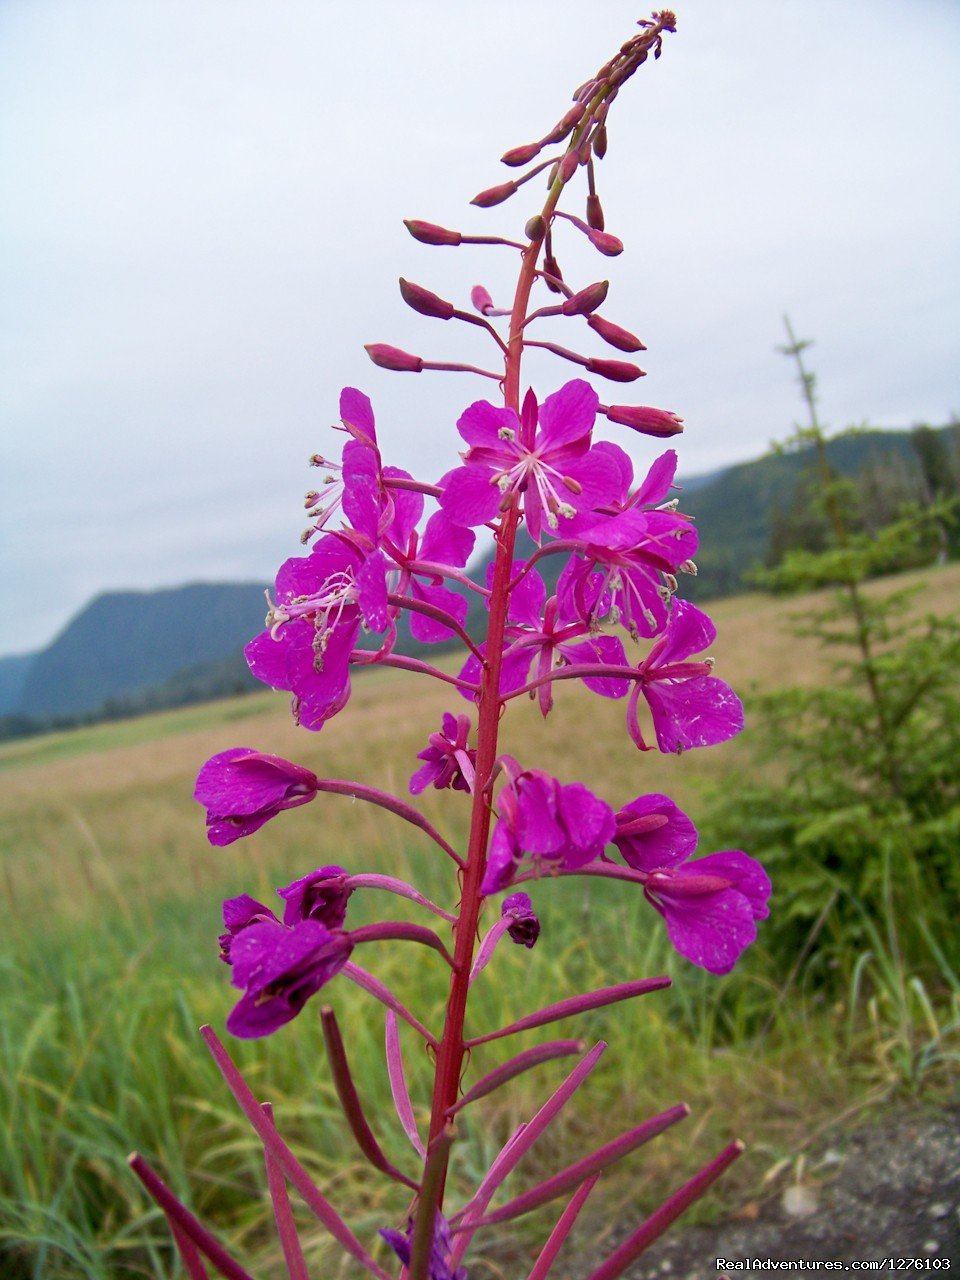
[2,422,955,737]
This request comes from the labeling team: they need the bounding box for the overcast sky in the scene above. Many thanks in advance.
[2,0,958,658]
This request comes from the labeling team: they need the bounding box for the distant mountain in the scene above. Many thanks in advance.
[682,425,959,599]
[0,653,34,716]
[16,582,268,718]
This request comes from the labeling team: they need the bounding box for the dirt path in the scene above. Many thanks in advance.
[569,1107,960,1277]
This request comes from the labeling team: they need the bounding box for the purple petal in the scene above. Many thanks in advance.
[245,628,296,692]
[536,379,599,450]
[558,635,630,698]
[357,549,389,632]
[409,580,469,644]
[633,449,678,507]
[644,676,744,753]
[456,398,519,449]
[655,600,717,664]
[419,510,475,567]
[508,565,546,627]
[439,464,503,528]
[339,386,377,446]
[277,865,352,928]
[658,884,758,975]
[555,783,616,868]
[613,794,698,871]
[227,920,353,1038]
[690,851,771,921]
[194,749,317,816]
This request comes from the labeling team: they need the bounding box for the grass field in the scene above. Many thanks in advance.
[2,565,959,1278]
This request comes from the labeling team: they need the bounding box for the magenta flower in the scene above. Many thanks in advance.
[194,748,319,846]
[276,866,351,929]
[439,380,621,541]
[226,917,354,1038]
[627,599,744,752]
[218,893,279,964]
[605,795,770,973]
[482,764,615,894]
[502,891,541,948]
[460,564,629,714]
[644,851,771,975]
[560,505,699,639]
[245,540,373,731]
[410,713,476,794]
[306,386,381,535]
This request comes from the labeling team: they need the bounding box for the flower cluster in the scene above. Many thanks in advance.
[137,16,771,1280]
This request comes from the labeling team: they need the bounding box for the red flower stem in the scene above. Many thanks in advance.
[349,921,457,969]
[409,96,615,1269]
[385,1009,427,1158]
[446,1039,585,1115]
[462,1102,689,1228]
[128,1153,254,1280]
[355,651,480,697]
[261,1102,310,1280]
[404,559,492,596]
[464,976,670,1047]
[320,1007,421,1191]
[313,778,464,868]
[383,475,444,498]
[199,1026,392,1279]
[342,963,439,1047]
[585,1141,745,1280]
[170,1222,212,1280]
[525,1174,600,1280]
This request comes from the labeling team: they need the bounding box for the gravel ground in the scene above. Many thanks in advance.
[564,1107,960,1278]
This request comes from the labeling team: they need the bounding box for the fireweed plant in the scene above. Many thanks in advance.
[130,14,771,1279]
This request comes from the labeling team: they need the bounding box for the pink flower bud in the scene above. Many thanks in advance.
[501,141,542,167]
[561,280,609,316]
[586,193,605,231]
[399,278,454,320]
[471,285,496,316]
[587,313,645,352]
[604,404,684,436]
[364,344,423,373]
[403,219,462,246]
[588,229,624,256]
[525,214,546,242]
[542,102,586,144]
[471,180,517,208]
[543,254,564,294]
[559,150,579,183]
[585,357,644,382]
[593,124,608,159]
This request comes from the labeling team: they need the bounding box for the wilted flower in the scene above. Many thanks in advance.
[502,891,541,948]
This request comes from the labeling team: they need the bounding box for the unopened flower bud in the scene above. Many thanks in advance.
[364,343,423,373]
[399,278,454,320]
[587,313,646,352]
[501,141,542,167]
[559,150,579,183]
[542,101,586,145]
[593,124,608,160]
[588,229,624,256]
[403,219,462,246]
[586,193,605,231]
[585,357,644,382]
[561,280,609,316]
[471,180,517,208]
[604,404,684,436]
[525,214,546,242]
[543,254,564,294]
[471,285,496,316]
